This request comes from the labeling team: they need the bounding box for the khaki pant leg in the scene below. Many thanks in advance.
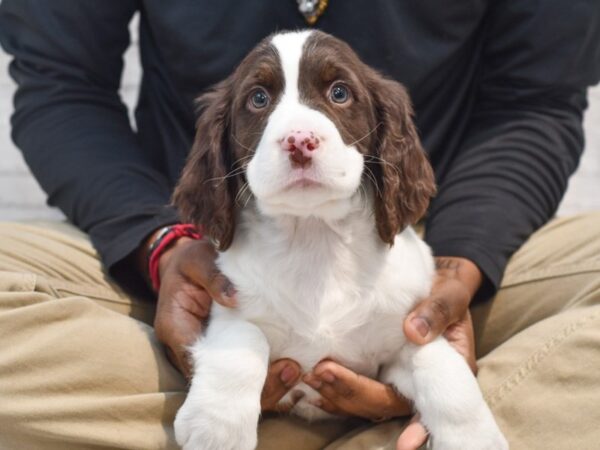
[472,212,600,450]
[477,305,600,450]
[257,416,356,450]
[0,222,186,449]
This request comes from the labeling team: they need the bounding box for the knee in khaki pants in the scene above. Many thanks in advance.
[0,224,185,449]
[0,269,186,449]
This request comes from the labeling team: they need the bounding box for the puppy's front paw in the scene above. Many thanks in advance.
[174,394,259,450]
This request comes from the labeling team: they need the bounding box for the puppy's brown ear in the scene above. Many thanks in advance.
[173,79,238,250]
[368,75,436,244]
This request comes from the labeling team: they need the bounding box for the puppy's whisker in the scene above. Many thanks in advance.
[231,154,253,169]
[236,182,254,209]
[364,174,378,196]
[364,154,400,176]
[232,134,255,153]
[348,122,383,147]
[235,182,251,204]
[242,187,253,208]
[205,164,248,185]
[363,165,382,199]
[357,184,368,207]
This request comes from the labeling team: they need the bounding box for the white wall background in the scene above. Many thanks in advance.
[0,17,599,221]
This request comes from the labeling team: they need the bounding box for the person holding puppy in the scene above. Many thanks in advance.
[0,1,599,449]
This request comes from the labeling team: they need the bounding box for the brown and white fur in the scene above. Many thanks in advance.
[172,30,507,450]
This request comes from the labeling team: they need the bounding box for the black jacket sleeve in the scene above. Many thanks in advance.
[425,1,600,298]
[0,1,179,285]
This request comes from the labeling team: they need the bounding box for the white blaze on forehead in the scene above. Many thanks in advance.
[270,30,313,103]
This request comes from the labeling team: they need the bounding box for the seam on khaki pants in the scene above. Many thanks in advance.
[484,309,599,407]
[0,270,142,308]
[501,260,600,288]
[46,277,155,310]
[0,267,154,311]
[48,277,126,301]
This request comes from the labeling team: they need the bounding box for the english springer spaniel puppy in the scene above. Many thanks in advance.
[172,30,507,450]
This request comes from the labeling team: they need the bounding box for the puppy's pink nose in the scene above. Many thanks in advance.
[281,131,320,168]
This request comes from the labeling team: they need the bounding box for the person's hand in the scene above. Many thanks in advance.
[261,358,304,412]
[397,256,481,449]
[403,256,480,371]
[141,233,302,411]
[152,236,235,376]
[303,360,412,420]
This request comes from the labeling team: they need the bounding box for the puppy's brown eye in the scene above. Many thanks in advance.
[330,83,350,104]
[249,89,270,109]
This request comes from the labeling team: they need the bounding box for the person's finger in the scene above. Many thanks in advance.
[154,290,207,378]
[305,361,412,420]
[403,293,466,345]
[303,371,344,400]
[205,271,238,308]
[396,415,428,450]
[308,366,356,400]
[167,282,213,320]
[309,396,346,417]
[162,321,198,379]
[166,345,192,379]
[273,390,305,414]
[192,260,237,308]
[261,359,302,411]
[179,241,238,308]
[443,310,478,374]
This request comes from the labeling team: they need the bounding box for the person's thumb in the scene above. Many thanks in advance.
[396,414,428,450]
[202,272,238,308]
[403,295,462,345]
[261,359,302,412]
[176,239,238,308]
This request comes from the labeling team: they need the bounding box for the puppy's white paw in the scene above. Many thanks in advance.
[429,416,508,450]
[174,394,259,450]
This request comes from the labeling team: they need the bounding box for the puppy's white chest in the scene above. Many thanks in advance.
[274,311,406,373]
[217,256,411,377]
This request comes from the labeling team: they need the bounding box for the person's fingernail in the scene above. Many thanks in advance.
[280,364,298,385]
[319,371,335,383]
[220,295,237,307]
[411,317,430,338]
[222,280,237,299]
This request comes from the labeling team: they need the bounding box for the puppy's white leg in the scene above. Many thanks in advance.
[381,338,508,450]
[174,317,269,450]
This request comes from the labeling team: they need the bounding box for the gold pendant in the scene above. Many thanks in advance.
[297,0,329,25]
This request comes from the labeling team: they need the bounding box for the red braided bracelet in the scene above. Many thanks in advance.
[147,224,202,292]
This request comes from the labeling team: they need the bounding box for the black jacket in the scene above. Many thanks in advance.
[1,1,599,297]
